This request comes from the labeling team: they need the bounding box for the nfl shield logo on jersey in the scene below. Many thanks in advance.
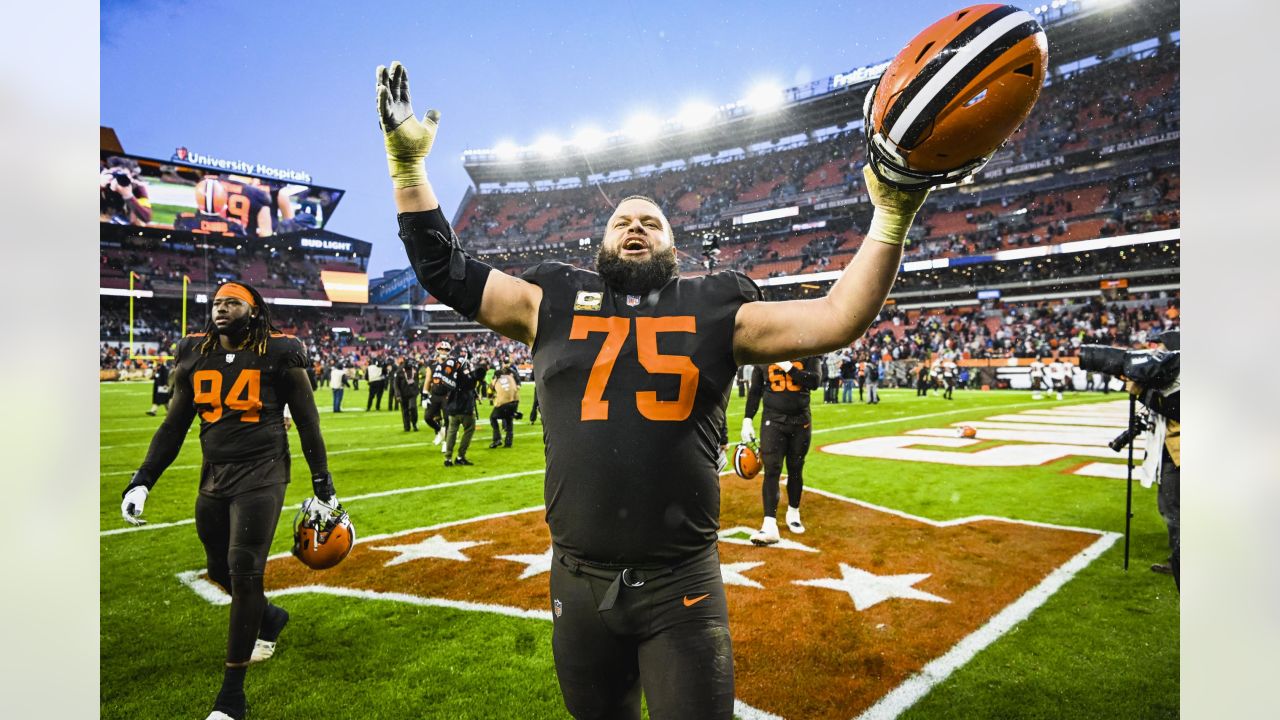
[225,353,236,364]
[626,295,641,307]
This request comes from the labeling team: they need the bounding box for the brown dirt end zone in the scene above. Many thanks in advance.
[245,480,1103,719]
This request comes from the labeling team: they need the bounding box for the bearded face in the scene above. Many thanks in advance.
[595,197,678,293]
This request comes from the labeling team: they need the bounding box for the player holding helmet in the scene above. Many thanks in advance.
[741,357,821,545]
[120,281,341,720]
[376,5,1043,708]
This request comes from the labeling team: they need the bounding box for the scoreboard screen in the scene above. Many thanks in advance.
[99,151,345,239]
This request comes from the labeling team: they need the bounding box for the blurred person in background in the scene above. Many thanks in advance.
[147,359,172,416]
[392,356,420,431]
[488,363,520,448]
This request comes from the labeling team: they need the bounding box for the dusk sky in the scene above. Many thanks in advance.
[102,0,972,276]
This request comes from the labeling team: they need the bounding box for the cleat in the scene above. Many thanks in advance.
[749,529,780,546]
[249,639,277,663]
[489,441,502,449]
[455,457,474,466]
[206,712,238,720]
[444,459,453,467]
[786,519,806,534]
[433,429,444,446]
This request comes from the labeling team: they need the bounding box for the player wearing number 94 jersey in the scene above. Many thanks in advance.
[379,60,933,720]
[120,282,340,720]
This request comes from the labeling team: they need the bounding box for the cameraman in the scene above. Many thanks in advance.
[1126,330,1181,588]
[99,156,153,226]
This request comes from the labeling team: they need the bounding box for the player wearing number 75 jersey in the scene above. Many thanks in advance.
[377,61,931,720]
[120,281,341,720]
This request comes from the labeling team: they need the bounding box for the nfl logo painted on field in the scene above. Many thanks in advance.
[626,295,641,307]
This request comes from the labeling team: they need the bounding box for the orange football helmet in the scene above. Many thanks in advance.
[292,498,356,570]
[733,442,763,480]
[956,425,978,439]
[195,177,229,217]
[864,3,1047,189]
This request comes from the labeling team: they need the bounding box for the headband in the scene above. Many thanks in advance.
[214,283,256,307]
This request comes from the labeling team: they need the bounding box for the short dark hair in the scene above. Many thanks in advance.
[617,194,662,210]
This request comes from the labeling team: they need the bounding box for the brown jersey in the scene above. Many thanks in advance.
[173,333,308,466]
[520,262,760,565]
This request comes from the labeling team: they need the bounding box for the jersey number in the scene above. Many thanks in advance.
[227,193,252,229]
[768,362,803,392]
[192,369,262,423]
[570,315,698,422]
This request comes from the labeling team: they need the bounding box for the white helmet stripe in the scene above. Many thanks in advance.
[887,9,1035,146]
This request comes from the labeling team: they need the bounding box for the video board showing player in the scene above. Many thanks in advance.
[99,152,344,238]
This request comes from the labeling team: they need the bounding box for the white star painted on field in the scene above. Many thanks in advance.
[720,561,766,589]
[495,545,554,579]
[370,535,491,567]
[717,526,819,553]
[793,563,950,611]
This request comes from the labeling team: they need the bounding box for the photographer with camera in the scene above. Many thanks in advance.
[1080,330,1180,587]
[99,156,153,226]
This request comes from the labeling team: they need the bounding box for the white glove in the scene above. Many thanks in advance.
[306,495,341,525]
[741,417,756,444]
[121,486,149,526]
[775,361,794,373]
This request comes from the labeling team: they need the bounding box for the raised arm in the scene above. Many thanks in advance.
[377,61,541,346]
[732,166,928,366]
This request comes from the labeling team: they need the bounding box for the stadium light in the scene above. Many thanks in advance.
[532,134,564,157]
[572,126,608,152]
[623,112,662,143]
[676,101,717,129]
[744,82,785,113]
[494,141,520,161]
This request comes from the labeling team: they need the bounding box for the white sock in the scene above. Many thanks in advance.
[761,516,778,534]
[786,507,801,525]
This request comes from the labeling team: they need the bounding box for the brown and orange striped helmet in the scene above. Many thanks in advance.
[733,442,763,480]
[864,4,1047,190]
[292,498,356,570]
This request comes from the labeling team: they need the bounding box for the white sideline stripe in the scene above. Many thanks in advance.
[101,474,544,537]
[987,413,1125,428]
[887,10,1037,145]
[906,427,1146,449]
[100,440,439,477]
[102,425,544,449]
[102,398,1110,471]
[853,532,1119,720]
[101,518,196,536]
[811,397,1111,435]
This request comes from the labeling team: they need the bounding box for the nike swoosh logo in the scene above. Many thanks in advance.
[683,593,711,607]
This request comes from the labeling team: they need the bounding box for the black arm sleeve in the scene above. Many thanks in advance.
[744,366,765,419]
[279,367,330,478]
[131,369,198,494]
[790,357,822,391]
[397,207,493,320]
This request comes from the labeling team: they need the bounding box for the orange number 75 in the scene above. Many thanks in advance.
[192,369,262,423]
[570,315,698,422]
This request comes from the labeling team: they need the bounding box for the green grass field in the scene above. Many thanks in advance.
[100,383,1178,719]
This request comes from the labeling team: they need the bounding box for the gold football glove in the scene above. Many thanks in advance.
[863,164,930,246]
[376,61,440,189]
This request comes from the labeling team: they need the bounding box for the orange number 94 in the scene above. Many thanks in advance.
[192,369,262,423]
